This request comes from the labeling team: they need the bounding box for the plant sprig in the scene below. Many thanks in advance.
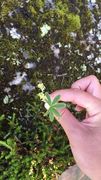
[44,92,66,122]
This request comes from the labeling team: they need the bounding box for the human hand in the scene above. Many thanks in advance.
[51,75,101,180]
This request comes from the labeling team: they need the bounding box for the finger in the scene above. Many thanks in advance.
[51,88,101,117]
[83,113,101,127]
[71,75,101,113]
[71,75,101,99]
[53,108,84,142]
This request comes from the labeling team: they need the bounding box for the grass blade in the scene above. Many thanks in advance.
[0,140,12,150]
[0,115,5,121]
[52,95,61,105]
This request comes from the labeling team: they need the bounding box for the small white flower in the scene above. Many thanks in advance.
[57,42,62,47]
[91,0,96,3]
[87,53,94,60]
[22,82,35,92]
[9,72,27,86]
[40,24,51,37]
[26,0,30,3]
[24,62,36,69]
[4,87,11,93]
[96,31,101,41]
[10,28,21,39]
[95,57,101,64]
[96,68,101,73]
[98,20,101,30]
[51,45,60,59]
[23,51,30,59]
[44,102,50,110]
[81,64,87,72]
[70,32,77,38]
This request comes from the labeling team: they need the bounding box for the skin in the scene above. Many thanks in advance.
[50,75,101,180]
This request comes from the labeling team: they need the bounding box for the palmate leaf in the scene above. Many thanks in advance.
[52,108,61,118]
[52,95,61,105]
[49,111,54,122]
[54,103,66,109]
[45,92,51,105]
[44,93,66,122]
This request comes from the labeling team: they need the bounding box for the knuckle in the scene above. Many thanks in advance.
[71,82,77,88]
[71,83,75,88]
[90,75,99,82]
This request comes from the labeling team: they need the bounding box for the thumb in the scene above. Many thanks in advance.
[50,88,101,138]
[54,107,83,140]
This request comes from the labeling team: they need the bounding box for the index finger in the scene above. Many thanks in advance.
[71,75,101,99]
[51,88,101,116]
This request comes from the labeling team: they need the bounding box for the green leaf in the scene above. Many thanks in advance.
[49,111,54,122]
[54,103,66,109]
[52,108,61,117]
[45,92,51,105]
[0,140,12,150]
[52,95,61,105]
[0,114,5,121]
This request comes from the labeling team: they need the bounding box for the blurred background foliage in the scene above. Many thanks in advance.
[0,0,101,179]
